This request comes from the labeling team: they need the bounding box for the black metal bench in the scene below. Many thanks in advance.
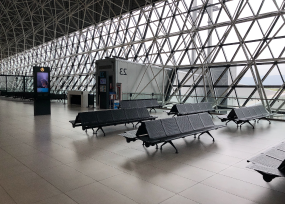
[119,99,161,112]
[121,112,225,153]
[167,102,214,116]
[218,105,272,128]
[69,108,157,136]
[247,142,285,182]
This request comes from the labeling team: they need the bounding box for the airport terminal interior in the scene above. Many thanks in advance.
[1,0,285,203]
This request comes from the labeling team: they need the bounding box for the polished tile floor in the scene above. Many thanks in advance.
[1,97,285,204]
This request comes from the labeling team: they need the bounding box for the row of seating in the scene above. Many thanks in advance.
[69,108,157,136]
[218,105,271,128]
[247,142,285,182]
[168,102,214,116]
[119,99,160,112]
[120,113,225,153]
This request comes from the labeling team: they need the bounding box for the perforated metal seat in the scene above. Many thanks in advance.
[234,109,246,120]
[176,104,187,115]
[175,116,194,133]
[185,103,195,114]
[80,112,98,127]
[240,107,252,119]
[161,118,181,137]
[70,107,156,136]
[200,113,214,128]
[125,108,140,120]
[97,110,114,124]
[111,109,127,122]
[247,141,285,182]
[144,120,166,139]
[137,108,151,119]
[136,100,146,108]
[120,100,130,109]
[122,112,224,153]
[129,101,139,108]
[188,114,204,130]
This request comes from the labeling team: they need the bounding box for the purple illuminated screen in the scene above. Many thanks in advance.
[37,72,49,93]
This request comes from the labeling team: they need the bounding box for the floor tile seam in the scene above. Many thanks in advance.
[200,156,244,166]
[23,139,108,163]
[199,182,267,204]
[0,182,18,204]
[88,157,148,175]
[215,147,285,194]
[0,133,20,141]
[38,161,106,182]
[91,144,144,160]
[205,141,264,154]
[30,193,80,204]
[94,172,125,182]
[0,178,64,204]
[15,142,80,166]
[94,181,141,204]
[178,172,261,204]
[0,147,95,201]
[0,141,25,148]
[157,157,229,174]
[153,140,248,160]
[158,193,202,204]
[68,153,137,176]
[173,154,244,167]
[106,169,196,194]
[217,168,285,195]
[205,148,249,159]
[37,169,97,193]
[177,162,238,195]
[120,138,246,160]
[0,151,67,187]
[66,164,126,181]
[210,141,275,152]
[144,161,206,183]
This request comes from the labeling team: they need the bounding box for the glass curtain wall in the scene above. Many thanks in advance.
[0,0,285,113]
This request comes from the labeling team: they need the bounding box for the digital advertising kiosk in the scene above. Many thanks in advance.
[33,66,51,116]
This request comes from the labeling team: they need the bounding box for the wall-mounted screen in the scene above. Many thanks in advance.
[37,72,49,92]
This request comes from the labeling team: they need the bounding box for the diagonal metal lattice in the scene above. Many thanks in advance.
[1,0,285,113]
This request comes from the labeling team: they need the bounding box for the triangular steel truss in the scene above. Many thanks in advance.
[1,0,285,112]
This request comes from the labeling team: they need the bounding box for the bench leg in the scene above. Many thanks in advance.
[168,141,178,153]
[135,122,140,127]
[149,107,156,113]
[160,142,167,150]
[156,144,158,149]
[160,141,178,153]
[262,118,271,124]
[247,121,254,129]
[198,131,215,141]
[238,121,246,128]
[95,127,105,136]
